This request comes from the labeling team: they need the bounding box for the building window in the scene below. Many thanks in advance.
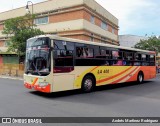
[34,16,48,25]
[90,15,95,24]
[101,21,108,30]
[4,41,10,47]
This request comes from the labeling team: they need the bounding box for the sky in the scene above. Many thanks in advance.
[0,0,160,36]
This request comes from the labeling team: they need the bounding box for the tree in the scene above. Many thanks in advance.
[2,14,44,56]
[134,36,160,56]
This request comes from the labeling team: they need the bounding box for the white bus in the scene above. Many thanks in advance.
[24,35,156,93]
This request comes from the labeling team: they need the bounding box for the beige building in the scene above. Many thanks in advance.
[0,0,119,55]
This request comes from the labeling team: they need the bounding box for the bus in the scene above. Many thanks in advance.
[24,35,156,93]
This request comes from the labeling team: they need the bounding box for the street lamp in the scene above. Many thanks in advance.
[25,1,34,28]
[26,1,33,14]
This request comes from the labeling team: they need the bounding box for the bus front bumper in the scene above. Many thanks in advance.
[24,83,51,93]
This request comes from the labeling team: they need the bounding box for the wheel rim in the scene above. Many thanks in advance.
[84,79,93,91]
[139,74,143,82]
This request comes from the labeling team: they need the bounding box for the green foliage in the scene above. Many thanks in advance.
[134,36,160,55]
[2,14,44,56]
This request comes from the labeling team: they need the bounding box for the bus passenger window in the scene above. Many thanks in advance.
[112,51,119,59]
[123,60,127,66]
[124,52,133,60]
[76,47,83,57]
[150,55,155,62]
[83,48,93,58]
[83,48,89,57]
[134,62,141,66]
[106,50,111,59]
[142,54,146,61]
[119,52,123,60]
[135,54,141,60]
[104,61,109,66]
[113,60,123,66]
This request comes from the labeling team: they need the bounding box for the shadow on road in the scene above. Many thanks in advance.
[30,81,152,98]
[30,89,82,98]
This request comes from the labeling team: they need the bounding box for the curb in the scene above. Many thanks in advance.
[0,76,23,81]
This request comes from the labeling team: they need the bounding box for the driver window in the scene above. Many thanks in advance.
[54,40,74,67]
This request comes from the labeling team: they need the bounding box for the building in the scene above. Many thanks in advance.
[119,35,148,48]
[0,0,119,64]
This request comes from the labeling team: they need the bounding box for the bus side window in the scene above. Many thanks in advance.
[112,51,119,59]
[124,52,133,60]
[119,52,123,60]
[104,61,109,66]
[76,47,83,57]
[146,55,150,61]
[134,62,141,66]
[135,53,141,60]
[150,55,155,62]
[86,48,93,58]
[106,50,111,59]
[83,48,89,57]
[76,47,93,58]
[150,55,155,66]
[142,54,146,61]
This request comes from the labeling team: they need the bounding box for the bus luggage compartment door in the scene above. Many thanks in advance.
[53,74,75,92]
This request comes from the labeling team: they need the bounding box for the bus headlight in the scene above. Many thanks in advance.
[39,82,48,87]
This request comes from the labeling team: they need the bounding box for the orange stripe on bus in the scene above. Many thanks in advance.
[111,67,139,84]
[96,66,132,84]
[32,78,38,86]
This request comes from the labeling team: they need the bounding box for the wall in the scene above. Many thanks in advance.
[2,55,19,64]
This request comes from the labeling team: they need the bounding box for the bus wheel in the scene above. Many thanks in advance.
[82,75,95,93]
[137,72,144,83]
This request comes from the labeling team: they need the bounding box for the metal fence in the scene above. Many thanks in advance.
[0,64,24,77]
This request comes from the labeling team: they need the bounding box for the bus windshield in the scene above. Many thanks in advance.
[25,37,50,76]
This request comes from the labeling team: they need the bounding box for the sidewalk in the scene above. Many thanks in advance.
[0,75,23,80]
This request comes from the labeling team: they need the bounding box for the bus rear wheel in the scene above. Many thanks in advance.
[82,75,95,93]
[137,72,144,83]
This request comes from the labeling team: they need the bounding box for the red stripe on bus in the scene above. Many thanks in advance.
[90,66,99,72]
[96,66,133,84]
[111,66,139,84]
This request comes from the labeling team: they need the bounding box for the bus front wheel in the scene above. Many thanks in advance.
[82,75,95,93]
[137,72,144,83]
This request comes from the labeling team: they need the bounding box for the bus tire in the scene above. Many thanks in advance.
[137,72,144,83]
[82,75,95,93]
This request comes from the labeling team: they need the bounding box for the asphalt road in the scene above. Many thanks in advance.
[0,76,160,126]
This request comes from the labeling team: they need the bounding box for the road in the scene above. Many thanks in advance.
[0,76,160,125]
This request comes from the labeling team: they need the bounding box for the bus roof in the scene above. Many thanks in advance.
[29,35,156,54]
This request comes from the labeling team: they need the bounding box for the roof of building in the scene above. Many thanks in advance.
[0,0,118,25]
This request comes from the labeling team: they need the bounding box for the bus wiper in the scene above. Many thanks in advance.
[32,59,41,76]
